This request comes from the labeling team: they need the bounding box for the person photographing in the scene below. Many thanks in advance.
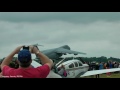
[0,45,53,78]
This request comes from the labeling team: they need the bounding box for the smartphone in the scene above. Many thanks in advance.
[23,46,29,50]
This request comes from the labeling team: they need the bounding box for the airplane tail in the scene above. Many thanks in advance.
[60,45,70,50]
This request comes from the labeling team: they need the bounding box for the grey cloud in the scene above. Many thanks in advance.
[0,12,120,23]
[1,20,120,46]
[0,14,120,59]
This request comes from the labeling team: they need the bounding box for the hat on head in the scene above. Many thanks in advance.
[18,49,31,63]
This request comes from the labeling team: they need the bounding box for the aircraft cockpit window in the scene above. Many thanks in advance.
[69,63,74,68]
[74,62,78,67]
[79,62,82,66]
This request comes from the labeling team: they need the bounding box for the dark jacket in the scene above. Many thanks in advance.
[106,63,109,68]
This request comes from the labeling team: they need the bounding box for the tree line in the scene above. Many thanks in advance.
[79,56,120,63]
[55,56,120,63]
[1,56,120,63]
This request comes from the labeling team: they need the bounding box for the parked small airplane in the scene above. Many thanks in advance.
[56,57,89,78]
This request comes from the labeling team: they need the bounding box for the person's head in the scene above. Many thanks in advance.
[18,49,32,68]
[61,64,65,69]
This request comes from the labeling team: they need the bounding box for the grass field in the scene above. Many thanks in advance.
[81,73,120,78]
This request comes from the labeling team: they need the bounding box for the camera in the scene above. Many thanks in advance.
[23,45,29,50]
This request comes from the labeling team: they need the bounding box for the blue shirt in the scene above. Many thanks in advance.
[109,63,112,68]
[99,63,103,70]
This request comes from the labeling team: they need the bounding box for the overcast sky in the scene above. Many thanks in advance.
[0,12,120,59]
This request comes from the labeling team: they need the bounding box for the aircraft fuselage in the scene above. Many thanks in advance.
[42,50,62,59]
[57,60,89,78]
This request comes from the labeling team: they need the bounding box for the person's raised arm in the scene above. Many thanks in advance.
[1,46,23,70]
[30,46,53,69]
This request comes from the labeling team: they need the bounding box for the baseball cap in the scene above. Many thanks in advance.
[18,49,32,63]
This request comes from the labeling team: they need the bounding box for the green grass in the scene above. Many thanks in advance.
[81,73,120,78]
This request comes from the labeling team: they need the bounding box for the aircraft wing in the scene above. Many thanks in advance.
[31,60,42,68]
[80,68,120,77]
[55,48,86,55]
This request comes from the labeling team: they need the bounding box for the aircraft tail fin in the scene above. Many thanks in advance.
[60,45,70,50]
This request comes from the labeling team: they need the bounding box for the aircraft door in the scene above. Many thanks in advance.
[67,63,75,78]
[74,62,81,76]
[78,62,85,72]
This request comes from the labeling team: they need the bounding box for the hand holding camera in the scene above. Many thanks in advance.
[29,45,39,54]
[14,45,24,54]
[23,46,29,50]
[14,45,39,54]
